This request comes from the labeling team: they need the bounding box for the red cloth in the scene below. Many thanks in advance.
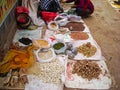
[16,6,29,16]
[41,11,58,22]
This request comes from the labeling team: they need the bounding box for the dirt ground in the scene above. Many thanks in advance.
[0,0,120,90]
[65,0,120,90]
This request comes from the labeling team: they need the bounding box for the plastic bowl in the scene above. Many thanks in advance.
[48,21,59,31]
[32,39,50,48]
[68,15,81,22]
[52,42,66,54]
[16,13,31,29]
[54,16,68,26]
[35,48,56,62]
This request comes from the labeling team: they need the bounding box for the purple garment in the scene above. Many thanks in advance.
[66,0,94,13]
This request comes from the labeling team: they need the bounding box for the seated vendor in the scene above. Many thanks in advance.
[38,0,64,14]
[64,0,94,17]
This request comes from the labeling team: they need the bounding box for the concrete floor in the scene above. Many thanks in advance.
[64,0,120,90]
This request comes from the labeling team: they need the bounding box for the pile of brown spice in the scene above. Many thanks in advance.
[77,42,97,57]
[72,60,102,80]
[63,22,85,31]
[70,31,89,40]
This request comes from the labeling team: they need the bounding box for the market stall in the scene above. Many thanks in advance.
[0,1,112,90]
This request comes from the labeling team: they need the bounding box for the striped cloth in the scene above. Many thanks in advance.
[39,0,63,12]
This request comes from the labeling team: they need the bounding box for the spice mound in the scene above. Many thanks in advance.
[77,42,97,57]
[33,39,50,48]
[35,48,56,62]
[48,21,58,30]
[63,22,85,31]
[53,42,66,54]
[50,22,57,28]
[53,42,65,50]
[70,32,89,40]
[37,49,54,61]
[72,60,102,80]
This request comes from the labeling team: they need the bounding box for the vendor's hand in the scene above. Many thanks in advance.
[71,5,76,8]
[62,1,66,3]
[61,0,66,3]
[59,10,64,13]
[59,9,64,13]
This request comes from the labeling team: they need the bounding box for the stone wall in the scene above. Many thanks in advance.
[0,1,18,61]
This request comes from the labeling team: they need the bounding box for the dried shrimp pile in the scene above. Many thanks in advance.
[77,42,97,57]
[72,60,102,80]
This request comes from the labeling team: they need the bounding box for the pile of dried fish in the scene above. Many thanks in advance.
[3,68,28,87]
